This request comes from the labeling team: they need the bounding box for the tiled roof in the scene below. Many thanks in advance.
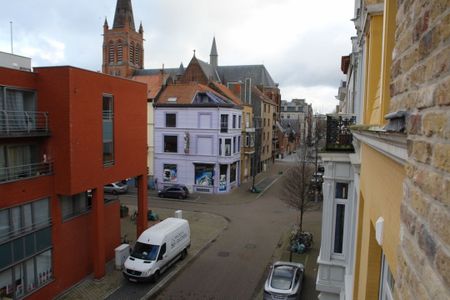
[208,81,241,105]
[251,86,276,106]
[217,65,277,88]
[156,83,236,106]
[132,73,170,100]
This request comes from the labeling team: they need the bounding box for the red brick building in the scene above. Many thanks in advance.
[0,65,148,299]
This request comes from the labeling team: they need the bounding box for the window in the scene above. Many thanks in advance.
[333,204,345,254]
[135,43,140,65]
[246,113,250,127]
[379,253,395,300]
[163,164,177,182]
[129,41,134,63]
[219,138,222,156]
[165,113,176,127]
[335,182,348,199]
[0,198,52,298]
[194,164,214,186]
[220,114,228,133]
[232,115,236,129]
[0,198,50,242]
[237,136,241,152]
[230,162,237,183]
[164,136,177,153]
[233,136,236,154]
[60,192,91,221]
[103,95,114,166]
[108,41,114,63]
[117,40,123,62]
[225,139,231,156]
[238,116,242,129]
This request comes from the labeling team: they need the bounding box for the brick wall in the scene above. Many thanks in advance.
[392,0,450,298]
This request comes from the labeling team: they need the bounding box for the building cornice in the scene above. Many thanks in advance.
[351,129,407,165]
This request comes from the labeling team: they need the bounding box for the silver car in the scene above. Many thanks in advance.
[263,261,304,300]
[104,182,128,194]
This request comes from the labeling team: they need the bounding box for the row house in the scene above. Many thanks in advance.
[317,0,450,299]
[154,82,242,194]
[0,58,148,299]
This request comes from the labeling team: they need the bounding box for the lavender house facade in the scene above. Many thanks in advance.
[154,83,242,194]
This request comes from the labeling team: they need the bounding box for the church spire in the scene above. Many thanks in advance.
[210,37,218,69]
[113,0,136,31]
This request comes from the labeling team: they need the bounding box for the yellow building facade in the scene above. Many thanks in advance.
[240,104,255,182]
[352,1,406,298]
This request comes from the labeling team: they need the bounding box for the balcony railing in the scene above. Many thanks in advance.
[0,110,49,137]
[325,114,356,152]
[0,161,53,183]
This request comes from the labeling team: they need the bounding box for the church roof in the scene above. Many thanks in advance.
[217,65,277,88]
[210,37,218,57]
[113,0,136,31]
[196,57,221,82]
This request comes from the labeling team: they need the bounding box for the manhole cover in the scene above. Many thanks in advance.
[217,251,230,257]
[245,243,256,249]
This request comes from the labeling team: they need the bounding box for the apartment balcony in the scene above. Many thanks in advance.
[325,114,356,152]
[0,161,53,183]
[0,111,50,138]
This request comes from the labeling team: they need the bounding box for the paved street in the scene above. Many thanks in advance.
[113,157,321,300]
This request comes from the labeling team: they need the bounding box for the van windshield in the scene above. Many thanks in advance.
[131,242,160,261]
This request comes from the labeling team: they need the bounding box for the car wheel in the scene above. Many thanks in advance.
[152,270,160,283]
[112,190,118,195]
[178,194,183,200]
[180,249,187,260]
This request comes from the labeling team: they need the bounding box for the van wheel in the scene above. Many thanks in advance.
[152,270,160,283]
[180,249,187,260]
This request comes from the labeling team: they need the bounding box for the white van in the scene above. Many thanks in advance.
[123,217,190,282]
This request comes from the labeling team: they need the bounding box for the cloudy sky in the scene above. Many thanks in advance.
[0,0,356,113]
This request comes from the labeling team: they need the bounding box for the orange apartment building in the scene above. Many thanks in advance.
[0,64,148,299]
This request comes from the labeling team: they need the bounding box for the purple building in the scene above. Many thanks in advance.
[154,82,242,194]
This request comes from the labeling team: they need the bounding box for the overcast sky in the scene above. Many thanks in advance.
[0,0,355,113]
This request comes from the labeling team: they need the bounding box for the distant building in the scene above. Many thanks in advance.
[154,82,242,194]
[0,64,148,299]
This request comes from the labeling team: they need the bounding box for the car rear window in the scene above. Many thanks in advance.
[271,266,294,290]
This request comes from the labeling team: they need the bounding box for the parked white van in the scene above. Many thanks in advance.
[123,217,191,282]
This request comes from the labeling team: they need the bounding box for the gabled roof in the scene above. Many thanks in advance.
[251,85,276,106]
[132,73,171,100]
[113,0,135,31]
[208,81,241,105]
[156,83,236,106]
[195,57,221,82]
[217,65,277,88]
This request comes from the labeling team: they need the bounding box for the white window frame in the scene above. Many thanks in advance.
[379,253,395,300]
[331,181,350,259]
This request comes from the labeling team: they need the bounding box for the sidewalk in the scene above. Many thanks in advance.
[56,208,228,300]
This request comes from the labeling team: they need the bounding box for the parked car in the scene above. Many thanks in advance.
[158,185,189,199]
[104,182,128,194]
[264,261,304,300]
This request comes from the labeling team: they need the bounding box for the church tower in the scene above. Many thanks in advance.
[102,0,144,77]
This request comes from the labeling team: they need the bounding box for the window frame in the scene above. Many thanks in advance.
[102,94,114,167]
[163,135,178,153]
[331,181,350,258]
[165,113,177,128]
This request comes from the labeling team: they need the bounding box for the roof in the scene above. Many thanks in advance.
[251,85,276,106]
[113,0,135,31]
[138,217,188,244]
[217,65,277,88]
[210,37,218,56]
[195,57,221,82]
[156,82,236,106]
[208,81,241,105]
[132,73,170,100]
[134,68,179,77]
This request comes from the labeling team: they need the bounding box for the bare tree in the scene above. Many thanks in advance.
[281,145,315,232]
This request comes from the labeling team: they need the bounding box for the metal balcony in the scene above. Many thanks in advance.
[325,114,356,152]
[0,110,50,137]
[0,161,53,183]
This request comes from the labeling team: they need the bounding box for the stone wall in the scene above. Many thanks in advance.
[392,0,450,298]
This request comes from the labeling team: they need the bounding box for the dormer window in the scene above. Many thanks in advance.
[168,97,177,103]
